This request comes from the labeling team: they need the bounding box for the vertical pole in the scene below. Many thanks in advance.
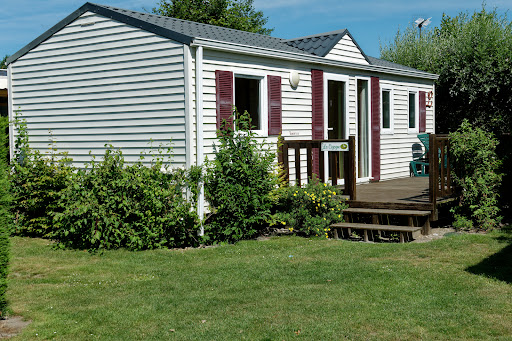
[348,136,357,200]
[319,143,325,183]
[429,134,438,221]
[294,145,301,187]
[446,139,452,195]
[330,151,338,186]
[195,46,205,236]
[282,143,289,185]
[306,144,312,182]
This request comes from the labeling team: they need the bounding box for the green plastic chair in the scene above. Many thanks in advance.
[410,133,429,177]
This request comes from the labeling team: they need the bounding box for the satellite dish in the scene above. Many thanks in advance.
[414,17,431,37]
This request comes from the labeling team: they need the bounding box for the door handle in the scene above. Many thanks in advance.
[327,127,334,131]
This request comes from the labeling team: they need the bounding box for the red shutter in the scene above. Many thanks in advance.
[215,70,234,131]
[268,75,282,135]
[419,91,426,133]
[311,69,324,177]
[371,77,381,182]
[311,69,324,140]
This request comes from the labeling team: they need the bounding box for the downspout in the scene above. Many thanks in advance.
[183,45,193,170]
[7,65,14,161]
[195,45,205,236]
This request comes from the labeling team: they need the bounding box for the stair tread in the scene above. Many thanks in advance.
[330,222,422,232]
[342,208,431,216]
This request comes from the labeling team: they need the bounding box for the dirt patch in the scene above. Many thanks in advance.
[0,316,31,339]
[412,227,456,243]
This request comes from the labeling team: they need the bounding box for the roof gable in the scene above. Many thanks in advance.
[284,29,369,64]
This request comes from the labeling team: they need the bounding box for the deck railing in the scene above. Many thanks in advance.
[429,134,454,218]
[277,136,356,200]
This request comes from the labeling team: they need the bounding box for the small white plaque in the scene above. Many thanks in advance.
[321,142,349,152]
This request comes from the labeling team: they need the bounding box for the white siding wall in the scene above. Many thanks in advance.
[379,79,434,180]
[10,12,186,167]
[324,35,369,65]
[192,49,314,183]
[193,51,434,183]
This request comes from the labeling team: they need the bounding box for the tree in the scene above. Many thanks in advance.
[0,55,8,69]
[152,0,273,35]
[380,7,512,134]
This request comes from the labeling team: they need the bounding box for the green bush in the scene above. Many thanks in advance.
[204,111,278,243]
[0,116,11,315]
[52,147,201,251]
[10,114,74,237]
[450,120,502,230]
[270,179,347,238]
[11,112,201,251]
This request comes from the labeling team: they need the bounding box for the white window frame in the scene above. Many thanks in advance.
[381,86,394,135]
[407,89,419,134]
[230,68,268,137]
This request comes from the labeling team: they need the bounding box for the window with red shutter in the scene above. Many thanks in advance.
[215,70,234,131]
[419,91,426,133]
[268,75,282,135]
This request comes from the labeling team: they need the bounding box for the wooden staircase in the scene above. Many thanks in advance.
[331,205,432,243]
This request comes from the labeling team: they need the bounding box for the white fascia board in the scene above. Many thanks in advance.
[190,38,439,81]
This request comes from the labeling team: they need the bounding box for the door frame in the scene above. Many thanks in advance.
[355,76,372,183]
[323,72,349,184]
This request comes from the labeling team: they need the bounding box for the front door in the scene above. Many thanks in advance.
[327,80,346,180]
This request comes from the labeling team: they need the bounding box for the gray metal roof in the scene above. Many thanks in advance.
[96,4,310,55]
[6,2,430,76]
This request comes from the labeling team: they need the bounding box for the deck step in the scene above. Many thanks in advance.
[342,208,431,216]
[331,222,421,233]
[330,223,422,243]
[347,201,433,211]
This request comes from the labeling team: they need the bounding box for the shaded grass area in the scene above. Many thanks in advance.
[7,231,512,340]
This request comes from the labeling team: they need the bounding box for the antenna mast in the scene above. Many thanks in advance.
[415,17,432,38]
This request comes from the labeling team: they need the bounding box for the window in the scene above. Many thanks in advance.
[382,89,392,132]
[408,91,417,131]
[235,76,261,130]
[216,70,281,137]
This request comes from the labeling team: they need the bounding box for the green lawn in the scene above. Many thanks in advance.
[7,230,512,340]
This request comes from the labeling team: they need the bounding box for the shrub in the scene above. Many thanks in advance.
[10,114,74,237]
[271,179,347,238]
[52,147,201,251]
[204,111,278,243]
[0,116,11,315]
[450,120,502,230]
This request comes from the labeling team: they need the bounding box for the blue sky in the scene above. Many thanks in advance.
[1,0,511,61]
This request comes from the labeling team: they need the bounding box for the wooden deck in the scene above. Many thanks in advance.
[347,176,456,213]
[279,135,457,241]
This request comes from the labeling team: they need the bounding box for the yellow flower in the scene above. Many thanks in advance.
[324,183,327,187]
[281,221,286,225]
[288,227,294,232]
[293,193,296,196]
[333,191,336,195]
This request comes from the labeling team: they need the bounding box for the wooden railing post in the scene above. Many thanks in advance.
[429,134,438,220]
[347,136,356,200]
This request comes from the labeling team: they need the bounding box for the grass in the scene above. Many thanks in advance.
[7,230,512,340]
